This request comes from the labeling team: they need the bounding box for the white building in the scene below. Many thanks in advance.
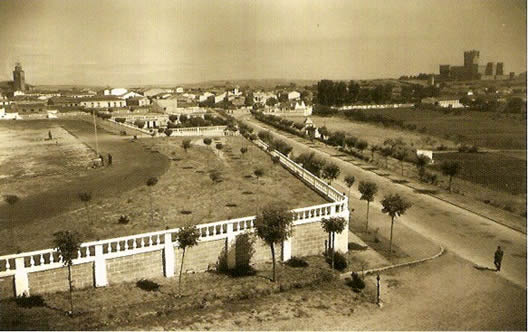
[119,91,143,99]
[0,108,21,120]
[288,91,301,100]
[214,92,227,104]
[104,88,128,96]
[199,92,214,102]
[175,87,184,93]
[437,99,464,108]
[80,97,127,108]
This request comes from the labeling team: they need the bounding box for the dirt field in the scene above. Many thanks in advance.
[0,120,324,254]
[282,115,454,150]
[0,121,95,199]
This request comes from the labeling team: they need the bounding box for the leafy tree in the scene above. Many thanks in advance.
[215,143,223,150]
[344,175,355,198]
[182,139,191,152]
[380,146,392,168]
[175,225,200,296]
[266,97,278,107]
[164,129,173,138]
[415,154,430,180]
[322,163,340,185]
[146,177,158,222]
[134,119,145,128]
[78,192,92,224]
[320,217,347,269]
[240,146,248,159]
[254,203,294,282]
[440,161,460,192]
[53,231,82,315]
[381,194,412,257]
[358,181,378,232]
[4,194,19,250]
[169,114,178,122]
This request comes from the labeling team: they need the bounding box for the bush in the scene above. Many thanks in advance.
[286,256,309,268]
[114,117,126,123]
[326,250,348,271]
[315,268,337,283]
[347,272,366,292]
[118,215,130,224]
[136,279,160,292]
[15,295,46,308]
[215,143,223,150]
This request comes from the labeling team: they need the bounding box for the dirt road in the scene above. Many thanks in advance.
[244,116,527,289]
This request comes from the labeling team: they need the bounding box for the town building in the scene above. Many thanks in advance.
[79,96,127,109]
[13,63,26,92]
[439,50,513,81]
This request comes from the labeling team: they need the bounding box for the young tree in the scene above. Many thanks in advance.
[203,137,212,147]
[182,139,191,152]
[415,154,431,180]
[146,177,158,222]
[164,129,173,139]
[240,146,248,159]
[393,149,407,176]
[215,143,223,151]
[4,194,19,250]
[254,167,264,185]
[271,155,280,166]
[380,147,392,168]
[53,231,82,315]
[381,194,412,257]
[440,161,460,192]
[254,203,294,282]
[78,192,92,224]
[175,225,200,296]
[358,181,378,232]
[322,163,340,185]
[321,217,347,269]
[344,175,355,198]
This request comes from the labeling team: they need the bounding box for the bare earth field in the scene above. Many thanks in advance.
[0,120,324,254]
[0,121,95,199]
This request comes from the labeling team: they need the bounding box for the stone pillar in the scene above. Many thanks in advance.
[226,224,236,269]
[282,237,292,262]
[164,233,175,277]
[94,244,108,287]
[14,257,29,297]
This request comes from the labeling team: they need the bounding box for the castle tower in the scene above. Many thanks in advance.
[13,63,26,91]
[496,62,504,76]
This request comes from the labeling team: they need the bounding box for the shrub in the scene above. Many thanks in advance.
[216,143,223,150]
[325,250,347,271]
[118,215,130,224]
[286,256,309,268]
[315,268,337,283]
[15,294,46,308]
[114,117,126,123]
[136,279,160,292]
[347,272,366,292]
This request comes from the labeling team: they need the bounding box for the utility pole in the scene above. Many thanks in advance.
[92,109,99,156]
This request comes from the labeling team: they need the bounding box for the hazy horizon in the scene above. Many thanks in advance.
[0,0,526,86]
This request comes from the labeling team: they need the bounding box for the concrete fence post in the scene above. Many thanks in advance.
[14,257,29,297]
[94,244,108,287]
[164,233,175,277]
[282,237,292,262]
[226,223,236,269]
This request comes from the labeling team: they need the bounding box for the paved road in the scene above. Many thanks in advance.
[243,115,527,289]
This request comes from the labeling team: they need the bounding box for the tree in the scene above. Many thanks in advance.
[322,163,340,185]
[182,139,191,152]
[215,143,223,151]
[358,181,378,232]
[254,203,294,282]
[203,137,212,146]
[266,97,278,107]
[146,177,158,222]
[320,217,346,269]
[271,155,280,165]
[415,154,430,180]
[440,161,460,192]
[344,175,355,198]
[254,167,264,185]
[381,194,412,257]
[53,230,82,315]
[380,147,392,168]
[393,149,407,176]
[240,146,248,159]
[4,195,19,250]
[164,129,173,138]
[175,225,200,296]
[78,192,92,224]
[209,170,222,183]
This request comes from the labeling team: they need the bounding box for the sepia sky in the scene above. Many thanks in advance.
[0,0,525,86]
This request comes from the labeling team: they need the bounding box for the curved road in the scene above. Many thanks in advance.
[243,115,527,289]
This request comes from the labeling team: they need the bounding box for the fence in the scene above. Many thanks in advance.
[0,135,349,298]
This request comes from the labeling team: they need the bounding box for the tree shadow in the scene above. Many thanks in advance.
[473,264,496,272]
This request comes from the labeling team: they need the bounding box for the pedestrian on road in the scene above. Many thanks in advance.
[108,153,113,166]
[48,130,53,140]
[494,246,504,272]
[99,154,104,166]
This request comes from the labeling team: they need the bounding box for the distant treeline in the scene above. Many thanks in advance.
[315,79,440,106]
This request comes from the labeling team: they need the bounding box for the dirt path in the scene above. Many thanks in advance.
[0,120,170,244]
[244,116,527,289]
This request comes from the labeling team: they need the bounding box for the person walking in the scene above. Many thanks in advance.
[99,154,105,167]
[48,130,53,140]
[494,246,504,272]
[108,153,113,166]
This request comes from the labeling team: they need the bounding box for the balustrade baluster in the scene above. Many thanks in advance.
[141,238,145,248]
[29,256,35,267]
[50,253,55,263]
[133,239,137,249]
[40,254,44,265]
[5,259,10,270]
[77,249,82,259]
[125,240,129,250]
